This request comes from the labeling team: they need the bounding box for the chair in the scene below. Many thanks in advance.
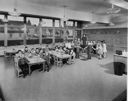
[14,56,23,78]
[53,56,62,67]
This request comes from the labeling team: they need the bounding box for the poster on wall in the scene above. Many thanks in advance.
[66,29,73,38]
[7,26,24,39]
[27,26,39,39]
[42,28,53,37]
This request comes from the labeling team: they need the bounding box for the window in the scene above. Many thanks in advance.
[0,15,4,25]
[27,17,39,26]
[66,21,73,26]
[55,20,60,27]
[8,16,23,21]
[42,19,53,27]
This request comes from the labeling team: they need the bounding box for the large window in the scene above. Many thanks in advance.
[26,17,40,45]
[7,16,24,46]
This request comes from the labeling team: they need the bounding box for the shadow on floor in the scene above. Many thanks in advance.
[99,62,114,75]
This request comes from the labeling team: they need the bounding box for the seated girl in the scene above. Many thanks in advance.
[70,49,76,59]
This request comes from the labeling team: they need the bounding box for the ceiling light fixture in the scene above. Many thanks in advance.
[106,4,121,14]
[8,0,21,17]
[60,5,69,26]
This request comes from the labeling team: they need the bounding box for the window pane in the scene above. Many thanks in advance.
[66,21,73,26]
[27,17,39,26]
[0,15,4,20]
[55,20,59,27]
[8,16,23,21]
[42,19,53,27]
[0,15,5,25]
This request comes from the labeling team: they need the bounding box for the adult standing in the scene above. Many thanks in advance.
[82,34,88,48]
[81,34,88,53]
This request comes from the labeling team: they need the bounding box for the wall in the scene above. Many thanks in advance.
[84,28,128,51]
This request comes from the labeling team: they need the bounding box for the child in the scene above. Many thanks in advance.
[70,49,76,60]
[102,40,107,58]
[85,42,92,59]
[96,41,103,59]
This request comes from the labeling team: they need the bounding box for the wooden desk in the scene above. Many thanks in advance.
[49,51,71,59]
[114,54,127,73]
[4,50,17,57]
[49,51,71,66]
[26,56,46,74]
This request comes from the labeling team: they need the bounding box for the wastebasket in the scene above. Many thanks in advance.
[114,62,125,76]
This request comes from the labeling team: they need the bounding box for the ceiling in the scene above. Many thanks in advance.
[24,0,128,15]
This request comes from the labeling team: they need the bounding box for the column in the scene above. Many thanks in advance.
[39,18,42,45]
[52,27,55,44]
[52,19,55,27]
[4,15,8,47]
[73,21,75,27]
[23,16,27,45]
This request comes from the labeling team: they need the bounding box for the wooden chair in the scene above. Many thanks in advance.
[14,56,23,78]
[53,56,62,67]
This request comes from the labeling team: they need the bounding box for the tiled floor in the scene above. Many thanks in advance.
[0,52,126,101]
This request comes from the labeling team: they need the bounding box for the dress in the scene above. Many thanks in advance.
[96,44,103,55]
[102,43,107,53]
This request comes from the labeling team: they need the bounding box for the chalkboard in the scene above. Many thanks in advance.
[55,38,64,43]
[0,40,4,46]
[26,39,39,45]
[42,38,52,44]
[7,40,23,46]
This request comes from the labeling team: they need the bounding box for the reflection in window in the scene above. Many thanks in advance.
[42,19,53,27]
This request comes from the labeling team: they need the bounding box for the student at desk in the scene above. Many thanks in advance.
[35,48,40,56]
[39,49,50,72]
[17,50,29,78]
[55,46,59,52]
[24,46,30,56]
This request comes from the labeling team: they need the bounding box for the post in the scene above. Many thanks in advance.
[23,16,27,45]
[39,18,42,45]
[52,19,55,44]
[4,15,8,47]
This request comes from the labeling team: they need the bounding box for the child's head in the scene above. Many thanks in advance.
[17,50,23,54]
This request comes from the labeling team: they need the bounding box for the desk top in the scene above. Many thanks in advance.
[114,54,128,58]
[49,51,71,59]
[26,56,45,65]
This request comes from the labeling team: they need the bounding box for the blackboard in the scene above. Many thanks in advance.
[0,40,4,46]
[42,38,52,44]
[7,40,23,46]
[55,38,64,43]
[26,39,39,45]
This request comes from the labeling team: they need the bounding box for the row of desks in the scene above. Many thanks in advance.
[23,51,72,75]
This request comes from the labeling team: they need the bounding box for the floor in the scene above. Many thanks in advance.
[0,51,126,101]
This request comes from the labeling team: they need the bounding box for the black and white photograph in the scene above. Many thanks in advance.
[0,0,127,101]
